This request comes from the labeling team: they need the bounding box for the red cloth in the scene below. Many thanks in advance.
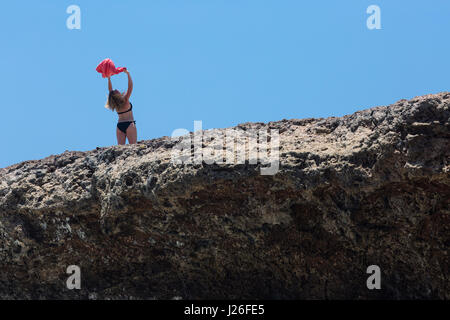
[96,58,126,78]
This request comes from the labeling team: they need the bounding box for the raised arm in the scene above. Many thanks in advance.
[108,77,113,92]
[124,70,133,100]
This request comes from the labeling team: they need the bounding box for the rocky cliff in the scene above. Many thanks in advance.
[0,92,449,299]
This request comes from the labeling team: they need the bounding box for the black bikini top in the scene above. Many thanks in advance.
[117,102,133,114]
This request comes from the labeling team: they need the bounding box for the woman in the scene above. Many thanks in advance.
[105,70,137,145]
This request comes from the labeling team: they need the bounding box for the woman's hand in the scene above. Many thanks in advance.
[124,69,129,75]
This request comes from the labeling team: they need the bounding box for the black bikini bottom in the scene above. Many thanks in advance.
[117,121,136,134]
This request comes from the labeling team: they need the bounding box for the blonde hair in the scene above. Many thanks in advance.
[105,90,125,112]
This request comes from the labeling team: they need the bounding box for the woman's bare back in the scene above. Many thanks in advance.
[117,99,134,122]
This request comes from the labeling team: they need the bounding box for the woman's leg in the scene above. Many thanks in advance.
[126,122,137,144]
[116,127,127,145]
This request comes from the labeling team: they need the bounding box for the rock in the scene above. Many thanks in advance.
[0,92,449,299]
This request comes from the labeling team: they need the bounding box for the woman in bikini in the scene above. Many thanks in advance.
[105,70,137,145]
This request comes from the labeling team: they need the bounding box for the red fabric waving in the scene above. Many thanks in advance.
[96,58,126,78]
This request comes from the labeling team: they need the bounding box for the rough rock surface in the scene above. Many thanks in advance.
[0,92,449,299]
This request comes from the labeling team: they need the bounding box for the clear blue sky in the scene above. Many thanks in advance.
[1,0,449,168]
